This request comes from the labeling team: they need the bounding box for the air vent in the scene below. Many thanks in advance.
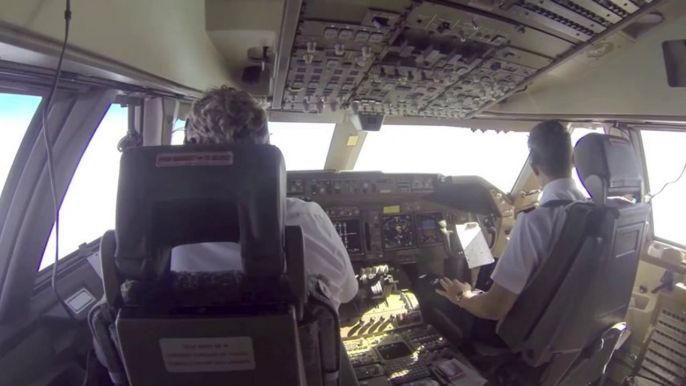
[637,309,686,386]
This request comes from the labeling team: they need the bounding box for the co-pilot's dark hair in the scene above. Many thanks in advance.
[528,120,573,178]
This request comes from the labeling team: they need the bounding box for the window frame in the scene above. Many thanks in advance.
[636,125,686,250]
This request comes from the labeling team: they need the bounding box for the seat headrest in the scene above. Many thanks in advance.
[574,134,643,204]
[115,144,287,281]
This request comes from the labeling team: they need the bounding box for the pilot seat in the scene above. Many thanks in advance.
[428,133,652,386]
[88,144,349,386]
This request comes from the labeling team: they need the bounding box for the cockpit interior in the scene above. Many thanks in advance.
[0,1,685,385]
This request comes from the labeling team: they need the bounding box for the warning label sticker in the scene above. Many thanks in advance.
[155,152,233,167]
[159,337,255,372]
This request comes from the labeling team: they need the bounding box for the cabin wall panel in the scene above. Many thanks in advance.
[0,0,230,91]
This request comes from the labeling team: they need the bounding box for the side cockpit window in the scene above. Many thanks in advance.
[642,130,686,247]
[0,93,42,197]
[40,105,128,271]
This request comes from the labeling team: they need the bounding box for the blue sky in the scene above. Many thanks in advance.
[0,94,42,191]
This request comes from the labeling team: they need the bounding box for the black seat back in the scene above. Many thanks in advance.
[90,145,342,386]
[115,144,286,281]
[497,134,650,385]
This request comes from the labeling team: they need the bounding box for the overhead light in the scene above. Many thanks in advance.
[622,12,665,39]
[635,12,665,25]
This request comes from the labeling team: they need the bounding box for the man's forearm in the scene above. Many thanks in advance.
[459,291,501,321]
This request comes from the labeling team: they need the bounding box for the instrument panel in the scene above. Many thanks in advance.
[342,292,484,385]
[332,219,363,254]
[327,206,466,263]
[274,0,661,118]
[288,172,495,264]
[317,173,501,384]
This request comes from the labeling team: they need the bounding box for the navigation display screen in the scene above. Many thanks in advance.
[332,219,363,254]
[382,215,415,250]
[416,212,443,246]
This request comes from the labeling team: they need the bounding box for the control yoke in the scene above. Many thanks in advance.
[438,220,471,283]
[438,220,457,259]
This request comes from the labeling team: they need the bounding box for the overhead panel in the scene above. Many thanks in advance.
[274,0,665,119]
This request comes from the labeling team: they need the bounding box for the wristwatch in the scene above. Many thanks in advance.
[456,289,484,305]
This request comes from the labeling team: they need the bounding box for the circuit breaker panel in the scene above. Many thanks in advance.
[274,0,662,119]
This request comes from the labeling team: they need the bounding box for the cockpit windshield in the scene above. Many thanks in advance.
[173,121,336,171]
[269,122,335,171]
[354,125,530,192]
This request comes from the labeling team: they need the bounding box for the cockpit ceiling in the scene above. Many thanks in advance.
[272,0,665,119]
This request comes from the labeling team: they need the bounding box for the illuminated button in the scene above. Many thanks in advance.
[326,59,340,68]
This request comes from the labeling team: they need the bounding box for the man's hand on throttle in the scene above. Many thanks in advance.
[435,277,472,306]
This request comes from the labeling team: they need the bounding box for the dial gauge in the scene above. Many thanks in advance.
[382,215,415,250]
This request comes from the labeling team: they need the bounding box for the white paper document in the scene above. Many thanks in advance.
[455,222,495,269]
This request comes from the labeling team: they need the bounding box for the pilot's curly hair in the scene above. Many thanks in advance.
[186,86,269,145]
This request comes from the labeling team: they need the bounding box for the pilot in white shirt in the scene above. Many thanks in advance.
[431,121,586,345]
[490,177,586,294]
[170,86,357,310]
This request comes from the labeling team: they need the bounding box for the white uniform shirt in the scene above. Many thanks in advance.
[171,198,358,310]
[491,178,587,294]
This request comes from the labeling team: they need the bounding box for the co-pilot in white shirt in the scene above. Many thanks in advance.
[171,198,358,310]
[491,178,587,294]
